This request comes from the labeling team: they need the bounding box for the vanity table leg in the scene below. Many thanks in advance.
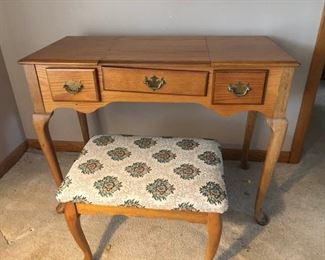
[255,117,288,225]
[240,111,257,169]
[77,112,90,144]
[33,113,65,214]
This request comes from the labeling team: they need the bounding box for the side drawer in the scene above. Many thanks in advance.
[213,70,267,104]
[46,68,99,102]
[102,67,208,96]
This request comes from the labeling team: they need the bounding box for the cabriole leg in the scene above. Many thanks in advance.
[32,113,63,187]
[255,117,288,225]
[33,113,65,213]
[205,213,222,260]
[64,203,92,260]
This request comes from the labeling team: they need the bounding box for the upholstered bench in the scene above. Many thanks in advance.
[56,135,228,260]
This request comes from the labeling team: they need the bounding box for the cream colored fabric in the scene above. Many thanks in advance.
[56,135,228,213]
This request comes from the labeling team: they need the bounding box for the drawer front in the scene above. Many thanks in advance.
[102,67,208,96]
[46,68,99,101]
[213,70,267,104]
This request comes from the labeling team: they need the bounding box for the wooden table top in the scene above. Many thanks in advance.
[19,36,298,66]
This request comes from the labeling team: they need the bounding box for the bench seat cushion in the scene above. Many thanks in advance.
[56,135,228,213]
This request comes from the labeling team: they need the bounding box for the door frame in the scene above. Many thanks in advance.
[289,5,325,163]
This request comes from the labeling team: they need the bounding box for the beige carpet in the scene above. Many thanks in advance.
[1,87,325,259]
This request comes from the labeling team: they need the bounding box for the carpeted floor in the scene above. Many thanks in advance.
[0,87,324,259]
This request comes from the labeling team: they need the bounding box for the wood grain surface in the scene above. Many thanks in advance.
[102,67,208,96]
[213,70,267,104]
[46,68,99,101]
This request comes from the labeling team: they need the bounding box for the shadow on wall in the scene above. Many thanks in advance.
[0,47,25,161]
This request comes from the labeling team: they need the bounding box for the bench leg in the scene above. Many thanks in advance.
[64,202,92,260]
[205,213,222,260]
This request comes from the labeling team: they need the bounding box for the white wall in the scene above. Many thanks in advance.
[0,1,322,151]
[0,45,25,161]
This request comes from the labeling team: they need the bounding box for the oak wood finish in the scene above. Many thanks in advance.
[240,111,258,169]
[255,118,288,225]
[64,203,92,260]
[102,67,208,96]
[23,65,45,113]
[206,36,298,65]
[35,64,290,118]
[205,213,222,260]
[76,203,221,259]
[290,6,325,163]
[20,36,298,65]
[46,68,99,101]
[77,112,90,144]
[213,70,267,104]
[77,204,208,223]
[20,36,298,258]
[273,67,295,117]
[32,113,63,187]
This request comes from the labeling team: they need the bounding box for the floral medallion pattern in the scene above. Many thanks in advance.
[152,150,176,163]
[176,139,200,150]
[80,148,88,156]
[120,199,145,208]
[107,147,131,161]
[94,176,122,197]
[72,195,90,204]
[92,135,115,146]
[173,164,200,180]
[146,178,175,201]
[78,159,103,174]
[125,162,152,178]
[173,202,199,212]
[56,135,227,214]
[134,137,157,149]
[200,181,227,205]
[198,151,221,166]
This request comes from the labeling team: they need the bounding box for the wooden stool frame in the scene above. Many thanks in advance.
[64,202,222,260]
[33,112,224,259]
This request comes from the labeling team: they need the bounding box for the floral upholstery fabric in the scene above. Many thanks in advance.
[56,135,228,213]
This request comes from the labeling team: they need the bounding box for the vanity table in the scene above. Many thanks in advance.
[19,36,299,225]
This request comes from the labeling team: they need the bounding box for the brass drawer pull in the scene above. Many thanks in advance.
[227,82,251,97]
[144,75,166,91]
[63,80,83,94]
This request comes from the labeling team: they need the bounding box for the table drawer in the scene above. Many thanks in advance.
[46,68,99,102]
[102,67,208,96]
[213,70,267,104]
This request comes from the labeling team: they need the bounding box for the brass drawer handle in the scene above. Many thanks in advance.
[227,82,251,97]
[144,75,166,91]
[63,80,83,95]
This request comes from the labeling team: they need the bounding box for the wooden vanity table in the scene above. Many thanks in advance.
[19,36,299,225]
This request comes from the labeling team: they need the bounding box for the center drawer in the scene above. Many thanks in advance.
[102,67,208,96]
